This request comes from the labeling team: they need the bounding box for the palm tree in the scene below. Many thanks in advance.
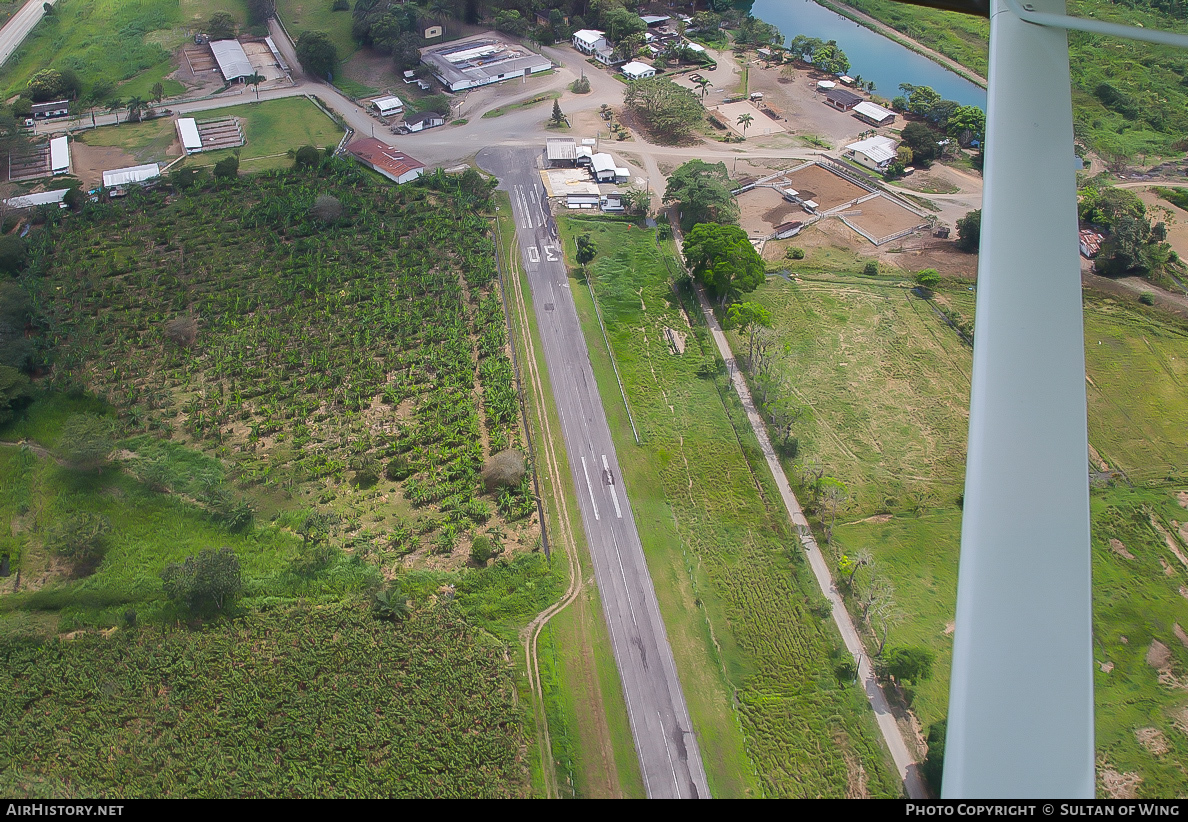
[737,112,754,139]
[107,98,124,125]
[245,72,265,102]
[428,0,454,35]
[695,77,712,98]
[125,96,147,123]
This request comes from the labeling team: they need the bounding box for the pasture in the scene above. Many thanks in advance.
[181,96,344,171]
[564,217,902,797]
[743,270,1188,796]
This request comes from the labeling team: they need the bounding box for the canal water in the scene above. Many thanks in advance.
[750,0,988,109]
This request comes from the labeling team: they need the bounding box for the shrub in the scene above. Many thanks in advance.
[294,145,321,168]
[922,720,946,796]
[915,269,941,289]
[787,247,805,260]
[470,534,495,565]
[62,187,84,211]
[213,155,239,180]
[11,97,31,118]
[1139,292,1156,306]
[309,193,343,222]
[876,645,936,685]
[332,0,350,9]
[43,512,111,567]
[57,413,115,473]
[385,455,411,481]
[0,234,27,273]
[863,261,879,276]
[164,315,198,347]
[482,449,525,492]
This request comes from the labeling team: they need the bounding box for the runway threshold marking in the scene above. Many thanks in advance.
[527,246,540,263]
[580,456,600,520]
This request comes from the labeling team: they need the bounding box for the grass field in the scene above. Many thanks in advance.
[743,267,1188,796]
[275,0,358,64]
[75,117,177,164]
[183,96,343,171]
[564,217,902,797]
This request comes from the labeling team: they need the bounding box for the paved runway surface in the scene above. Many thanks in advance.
[479,147,710,799]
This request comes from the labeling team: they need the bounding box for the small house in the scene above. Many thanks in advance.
[823,88,862,112]
[590,153,617,183]
[372,96,405,118]
[1079,229,1104,258]
[853,101,896,127]
[774,220,804,239]
[31,100,69,120]
[567,192,600,209]
[601,191,625,212]
[573,29,608,55]
[621,61,656,81]
[404,111,445,132]
[844,135,899,172]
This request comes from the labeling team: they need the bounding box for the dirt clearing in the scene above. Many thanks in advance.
[737,185,811,237]
[69,143,139,189]
[780,162,871,211]
[842,195,928,243]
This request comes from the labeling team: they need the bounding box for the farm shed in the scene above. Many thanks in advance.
[823,88,862,111]
[403,111,445,132]
[31,100,69,120]
[211,39,254,83]
[815,80,836,92]
[853,101,896,127]
[346,137,426,184]
[590,153,617,183]
[567,192,600,209]
[176,118,203,153]
[421,35,553,92]
[773,220,804,239]
[102,163,160,188]
[372,96,404,117]
[546,137,577,167]
[601,191,625,212]
[4,189,68,209]
[49,136,69,175]
[1079,229,1104,258]
[845,135,899,172]
[621,61,656,80]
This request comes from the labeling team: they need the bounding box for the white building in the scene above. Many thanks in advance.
[176,118,202,154]
[102,163,160,188]
[621,61,655,80]
[590,153,617,183]
[4,189,68,209]
[210,39,253,83]
[49,136,69,175]
[844,135,899,172]
[421,35,553,92]
[372,95,404,117]
[572,29,607,54]
[403,111,445,132]
[853,101,897,127]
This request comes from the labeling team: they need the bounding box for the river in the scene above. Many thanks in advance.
[750,0,988,109]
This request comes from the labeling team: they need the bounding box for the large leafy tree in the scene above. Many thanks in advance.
[162,547,244,615]
[247,0,276,25]
[683,223,766,307]
[947,104,986,145]
[956,209,981,253]
[623,77,704,144]
[297,30,338,79]
[898,83,941,118]
[900,122,941,167]
[812,41,850,76]
[664,159,738,229]
[206,12,237,41]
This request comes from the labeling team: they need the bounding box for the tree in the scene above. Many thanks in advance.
[244,72,265,101]
[372,583,410,621]
[605,6,645,42]
[493,9,529,36]
[815,476,847,544]
[736,112,754,139]
[955,209,981,253]
[898,83,941,118]
[623,77,704,144]
[878,645,936,685]
[470,534,496,565]
[947,105,985,146]
[0,233,26,274]
[726,301,771,366]
[663,159,738,229]
[213,154,239,180]
[863,261,879,277]
[296,30,338,79]
[787,35,824,63]
[247,0,276,25]
[914,268,941,289]
[576,233,596,268]
[0,365,33,427]
[694,77,712,98]
[922,720,947,796]
[0,282,33,371]
[838,549,873,587]
[206,12,237,41]
[161,547,243,614]
[621,185,651,216]
[391,31,422,72]
[812,41,850,76]
[310,193,343,222]
[682,223,766,307]
[57,413,115,474]
[550,98,565,127]
[106,98,123,125]
[900,122,941,167]
[124,96,147,124]
[26,69,65,103]
[150,82,166,105]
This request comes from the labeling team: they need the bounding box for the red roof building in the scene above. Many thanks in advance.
[345,138,427,184]
[1079,228,1104,258]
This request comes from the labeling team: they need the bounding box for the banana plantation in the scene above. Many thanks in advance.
[23,159,534,564]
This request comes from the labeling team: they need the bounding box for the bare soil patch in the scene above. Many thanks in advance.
[1110,538,1136,560]
[1178,490,1188,508]
[710,100,784,137]
[781,163,870,211]
[736,185,811,237]
[842,195,928,243]
[70,143,138,189]
[887,237,979,278]
[1136,727,1170,756]
[1101,768,1142,799]
[1136,187,1188,263]
[1175,623,1188,648]
[1150,511,1188,567]
[1148,639,1172,669]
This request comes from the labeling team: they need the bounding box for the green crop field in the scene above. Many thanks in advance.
[742,268,1188,796]
[182,96,345,171]
[563,218,902,797]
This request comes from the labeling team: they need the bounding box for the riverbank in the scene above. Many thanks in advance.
[812,0,988,89]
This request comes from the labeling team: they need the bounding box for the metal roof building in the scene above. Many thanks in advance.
[853,101,897,127]
[210,39,253,83]
[621,61,656,80]
[590,152,617,183]
[4,189,69,209]
[176,118,202,153]
[845,134,899,171]
[102,163,160,188]
[372,95,404,117]
[421,34,553,92]
[546,137,577,166]
[345,138,426,184]
[49,136,69,174]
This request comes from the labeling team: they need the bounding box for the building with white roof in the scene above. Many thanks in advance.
[4,189,69,209]
[621,61,655,80]
[372,95,404,117]
[102,163,160,188]
[853,101,896,127]
[421,34,553,92]
[176,118,202,153]
[49,136,69,175]
[210,39,254,83]
[572,29,607,54]
[590,152,617,183]
[845,135,899,171]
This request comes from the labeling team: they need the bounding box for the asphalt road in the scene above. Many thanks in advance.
[0,0,56,70]
[479,145,710,800]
